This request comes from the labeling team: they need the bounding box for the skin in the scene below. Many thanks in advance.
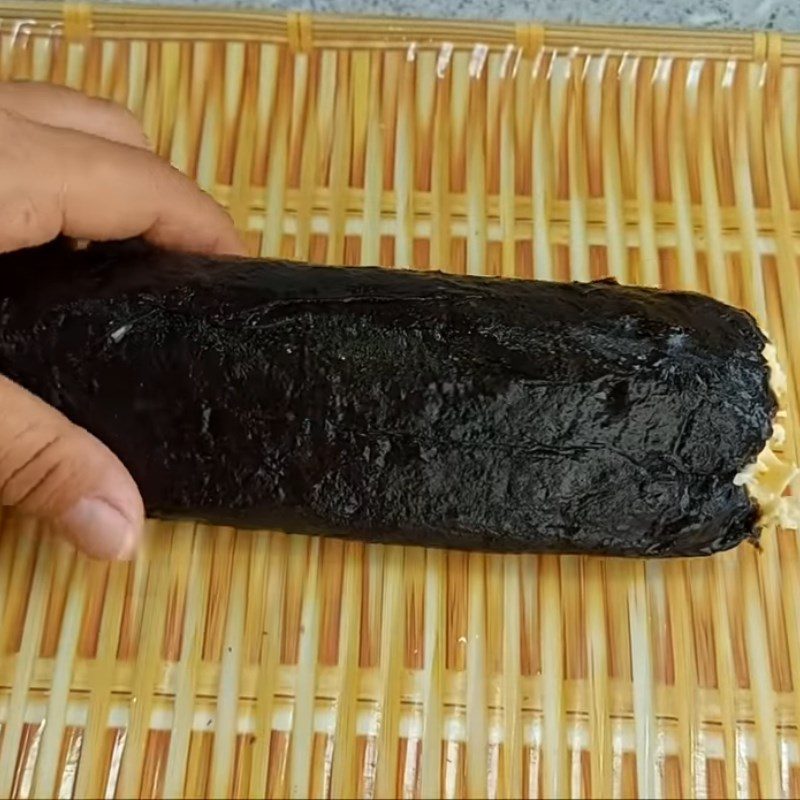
[0,81,245,560]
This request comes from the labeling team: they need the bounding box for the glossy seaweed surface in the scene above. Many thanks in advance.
[0,238,777,556]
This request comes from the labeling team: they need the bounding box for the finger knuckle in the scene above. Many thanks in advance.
[0,106,22,140]
[0,425,65,508]
[0,425,106,515]
[0,192,59,251]
[0,109,58,249]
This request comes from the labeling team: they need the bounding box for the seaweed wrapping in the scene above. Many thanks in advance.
[0,238,784,556]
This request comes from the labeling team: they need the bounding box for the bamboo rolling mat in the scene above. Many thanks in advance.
[0,3,800,798]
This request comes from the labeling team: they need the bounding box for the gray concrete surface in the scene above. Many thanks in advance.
[109,0,798,32]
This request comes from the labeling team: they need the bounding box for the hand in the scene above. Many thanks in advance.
[0,82,245,560]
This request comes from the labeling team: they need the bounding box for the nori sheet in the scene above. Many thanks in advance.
[0,238,777,556]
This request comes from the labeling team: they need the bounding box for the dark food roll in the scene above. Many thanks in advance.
[0,237,794,557]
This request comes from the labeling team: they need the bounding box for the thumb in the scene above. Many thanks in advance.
[0,375,144,559]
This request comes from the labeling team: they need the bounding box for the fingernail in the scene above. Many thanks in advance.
[59,497,140,561]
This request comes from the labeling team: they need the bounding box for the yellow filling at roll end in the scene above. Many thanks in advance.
[733,342,800,530]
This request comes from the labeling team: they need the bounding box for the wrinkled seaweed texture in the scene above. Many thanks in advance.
[0,238,777,556]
